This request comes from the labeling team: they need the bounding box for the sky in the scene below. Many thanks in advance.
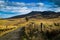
[0,0,60,18]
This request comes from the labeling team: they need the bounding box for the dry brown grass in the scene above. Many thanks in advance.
[0,18,60,37]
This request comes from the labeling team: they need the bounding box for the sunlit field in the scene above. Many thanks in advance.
[0,17,60,40]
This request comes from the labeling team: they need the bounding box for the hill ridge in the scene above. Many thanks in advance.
[9,11,60,19]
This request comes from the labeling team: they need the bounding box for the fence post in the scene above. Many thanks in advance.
[41,23,43,32]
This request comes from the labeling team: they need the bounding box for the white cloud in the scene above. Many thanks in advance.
[54,7,60,12]
[0,0,4,4]
[37,3,44,7]
[0,0,60,15]
[0,0,60,18]
[0,1,38,14]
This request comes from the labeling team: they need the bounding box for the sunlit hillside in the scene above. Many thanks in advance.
[0,17,60,36]
[0,11,60,40]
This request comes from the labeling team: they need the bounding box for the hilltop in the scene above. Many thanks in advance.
[9,11,60,19]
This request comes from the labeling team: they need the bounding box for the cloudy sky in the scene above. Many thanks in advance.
[0,0,60,18]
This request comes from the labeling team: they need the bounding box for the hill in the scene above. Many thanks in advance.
[0,11,60,40]
[9,11,60,19]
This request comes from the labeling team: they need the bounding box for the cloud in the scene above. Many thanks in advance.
[0,0,43,14]
[54,7,60,12]
[0,0,4,3]
[0,0,60,18]
[37,3,44,7]
[49,0,60,6]
[0,1,31,14]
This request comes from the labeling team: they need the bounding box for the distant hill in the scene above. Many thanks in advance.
[9,11,60,19]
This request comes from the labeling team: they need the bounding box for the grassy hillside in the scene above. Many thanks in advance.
[0,11,60,40]
[0,17,60,40]
[0,17,60,37]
